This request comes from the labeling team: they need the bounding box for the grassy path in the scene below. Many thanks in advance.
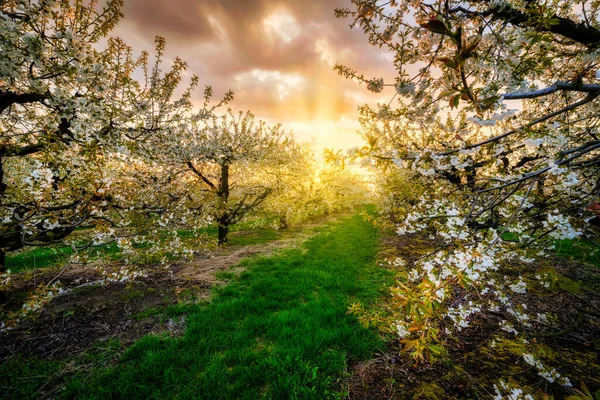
[65,210,392,399]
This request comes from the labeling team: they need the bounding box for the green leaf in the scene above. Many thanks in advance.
[427,344,444,356]
[449,94,460,109]
[439,90,458,98]
[548,17,561,26]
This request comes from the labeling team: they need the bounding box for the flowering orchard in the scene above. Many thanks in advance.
[0,0,222,308]
[0,1,370,323]
[259,146,372,228]
[337,0,600,395]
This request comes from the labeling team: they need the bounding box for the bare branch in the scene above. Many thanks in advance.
[502,81,600,100]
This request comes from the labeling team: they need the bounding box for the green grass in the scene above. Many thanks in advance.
[59,209,391,399]
[5,241,127,274]
[5,246,75,273]
[0,356,64,398]
[500,232,600,268]
[553,238,600,267]
[228,226,282,246]
[5,219,281,274]
[0,339,124,399]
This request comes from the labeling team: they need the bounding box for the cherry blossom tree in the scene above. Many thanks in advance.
[336,0,600,387]
[320,149,375,212]
[154,109,295,245]
[1,0,128,303]
[258,143,320,229]
[0,0,219,305]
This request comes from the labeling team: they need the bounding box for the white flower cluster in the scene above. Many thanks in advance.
[493,380,534,400]
[102,266,148,284]
[508,277,527,294]
[407,269,420,282]
[522,353,572,387]
[20,282,65,317]
[506,194,535,210]
[547,162,567,176]
[1,269,11,287]
[397,212,427,235]
[543,211,581,240]
[561,172,580,188]
[536,313,548,323]
[445,301,481,330]
[518,256,535,263]
[92,228,116,246]
[534,273,551,289]
[467,109,518,127]
[523,138,544,148]
[366,78,384,93]
[395,81,416,97]
[499,320,518,335]
[22,164,54,202]
[388,257,406,267]
[395,322,410,338]
[397,198,471,239]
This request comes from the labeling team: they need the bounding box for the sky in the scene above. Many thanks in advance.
[112,0,396,150]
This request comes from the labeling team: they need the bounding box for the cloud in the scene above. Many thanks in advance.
[235,69,306,100]
[263,10,302,43]
[113,0,397,149]
[119,0,215,40]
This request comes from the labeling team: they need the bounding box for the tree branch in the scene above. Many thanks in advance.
[186,161,216,190]
[462,1,600,47]
[479,141,600,193]
[440,92,600,156]
[502,81,600,100]
[0,143,45,157]
[0,91,48,114]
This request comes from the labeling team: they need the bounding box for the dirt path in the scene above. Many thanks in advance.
[178,225,324,288]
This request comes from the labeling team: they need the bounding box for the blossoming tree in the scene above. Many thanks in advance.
[154,109,296,245]
[258,144,320,229]
[0,0,217,304]
[336,0,600,389]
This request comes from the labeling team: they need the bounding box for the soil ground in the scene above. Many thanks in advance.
[0,216,339,362]
[344,232,600,399]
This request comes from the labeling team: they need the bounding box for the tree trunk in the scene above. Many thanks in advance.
[217,164,230,245]
[0,249,6,304]
[279,215,288,230]
[218,224,229,245]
